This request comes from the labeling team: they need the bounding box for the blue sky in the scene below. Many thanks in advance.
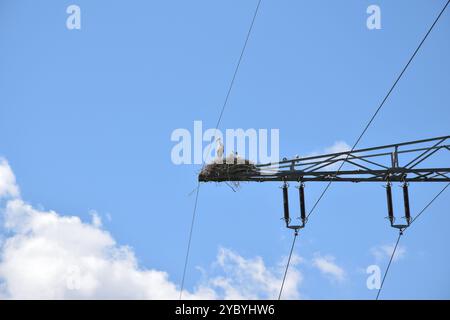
[0,0,449,299]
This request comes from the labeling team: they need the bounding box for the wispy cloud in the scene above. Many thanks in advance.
[312,253,346,282]
[323,141,351,155]
[206,248,303,299]
[371,244,406,263]
[302,141,351,171]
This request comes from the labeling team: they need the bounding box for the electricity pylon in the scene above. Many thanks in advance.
[199,135,450,231]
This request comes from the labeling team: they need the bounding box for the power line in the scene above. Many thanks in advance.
[214,0,262,131]
[410,182,450,225]
[307,0,450,220]
[375,182,449,299]
[179,184,200,300]
[278,230,298,300]
[179,0,263,299]
[376,232,402,300]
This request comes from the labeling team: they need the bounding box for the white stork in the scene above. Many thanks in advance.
[216,137,224,160]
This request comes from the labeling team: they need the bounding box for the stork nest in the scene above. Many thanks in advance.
[198,157,260,182]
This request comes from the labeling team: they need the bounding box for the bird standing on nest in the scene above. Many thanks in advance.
[216,137,224,162]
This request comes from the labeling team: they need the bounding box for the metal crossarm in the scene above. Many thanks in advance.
[199,136,450,183]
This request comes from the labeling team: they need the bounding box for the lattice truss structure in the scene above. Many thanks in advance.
[199,136,450,183]
[199,136,450,230]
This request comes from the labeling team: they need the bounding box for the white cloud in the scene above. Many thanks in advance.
[0,198,189,299]
[371,244,406,263]
[324,141,351,155]
[206,248,303,299]
[0,158,20,199]
[302,141,351,171]
[312,253,346,282]
[0,158,303,299]
[305,141,351,158]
